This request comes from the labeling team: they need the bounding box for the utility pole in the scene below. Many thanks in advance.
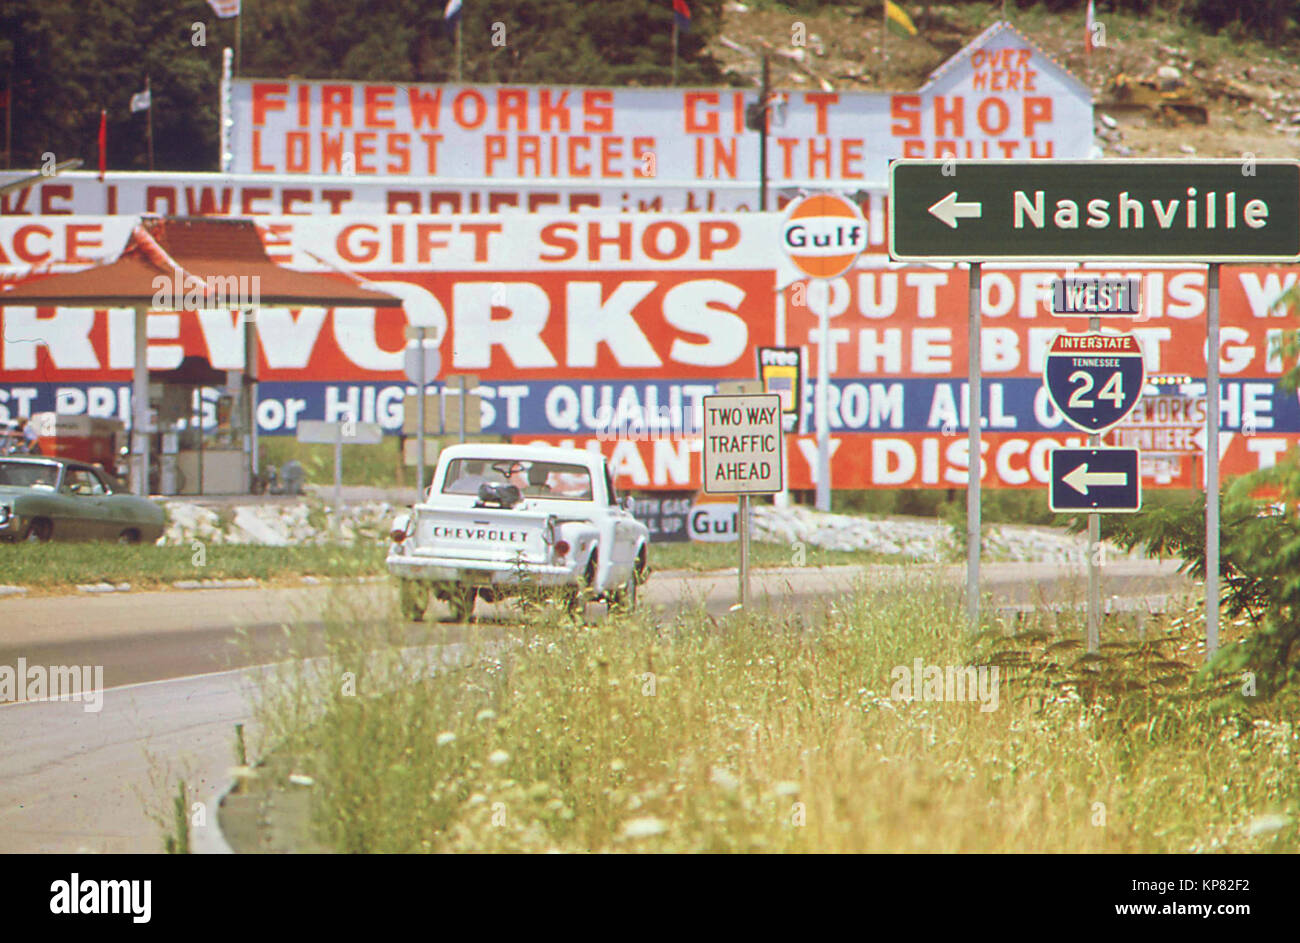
[145,76,154,172]
[745,52,772,211]
[759,51,770,211]
[4,65,12,169]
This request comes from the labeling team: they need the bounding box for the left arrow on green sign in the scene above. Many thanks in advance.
[928,191,983,229]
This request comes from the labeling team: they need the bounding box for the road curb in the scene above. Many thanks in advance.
[76,582,132,594]
[1,573,393,601]
[172,578,260,590]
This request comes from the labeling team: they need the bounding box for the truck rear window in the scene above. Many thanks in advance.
[441,458,593,501]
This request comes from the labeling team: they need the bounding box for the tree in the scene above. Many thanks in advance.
[1090,300,1300,694]
[1,0,225,171]
[0,0,730,173]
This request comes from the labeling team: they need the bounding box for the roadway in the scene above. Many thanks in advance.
[0,559,1189,853]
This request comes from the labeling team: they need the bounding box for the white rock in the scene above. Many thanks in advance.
[76,582,118,593]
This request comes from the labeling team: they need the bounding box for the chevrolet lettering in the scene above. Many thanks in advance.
[428,526,528,543]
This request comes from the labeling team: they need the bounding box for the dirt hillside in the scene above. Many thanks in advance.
[711,2,1300,160]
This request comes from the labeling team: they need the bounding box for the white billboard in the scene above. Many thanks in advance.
[229,23,1091,185]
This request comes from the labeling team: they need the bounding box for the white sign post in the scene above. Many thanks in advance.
[703,392,784,609]
[296,419,383,530]
[442,375,481,443]
[404,325,442,497]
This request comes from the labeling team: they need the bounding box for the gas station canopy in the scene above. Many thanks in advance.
[0,216,403,495]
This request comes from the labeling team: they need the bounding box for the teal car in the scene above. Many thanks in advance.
[0,456,165,543]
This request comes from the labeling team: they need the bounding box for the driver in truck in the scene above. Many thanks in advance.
[523,463,552,497]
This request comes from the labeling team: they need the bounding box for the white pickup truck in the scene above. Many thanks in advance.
[387,443,650,621]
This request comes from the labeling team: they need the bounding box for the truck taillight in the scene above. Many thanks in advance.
[390,528,408,543]
[554,540,570,557]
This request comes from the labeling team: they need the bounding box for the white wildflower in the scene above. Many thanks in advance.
[710,767,740,791]
[621,816,668,839]
[1246,814,1291,837]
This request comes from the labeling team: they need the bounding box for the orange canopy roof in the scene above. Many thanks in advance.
[0,216,402,309]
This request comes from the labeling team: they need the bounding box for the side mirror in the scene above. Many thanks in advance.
[622,495,636,512]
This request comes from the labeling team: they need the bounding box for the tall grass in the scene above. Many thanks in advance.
[0,542,385,591]
[250,579,1299,853]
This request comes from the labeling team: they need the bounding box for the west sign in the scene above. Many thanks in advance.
[888,159,1300,262]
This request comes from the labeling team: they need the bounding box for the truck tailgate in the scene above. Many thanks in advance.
[411,507,552,565]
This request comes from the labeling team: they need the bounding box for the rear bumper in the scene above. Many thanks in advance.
[386,552,579,586]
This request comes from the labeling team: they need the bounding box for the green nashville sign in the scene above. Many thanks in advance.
[888,159,1300,262]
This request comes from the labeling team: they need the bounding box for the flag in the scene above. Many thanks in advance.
[673,0,691,32]
[130,88,151,113]
[206,0,241,17]
[444,0,463,22]
[97,110,106,180]
[1085,0,1097,54]
[885,1,917,37]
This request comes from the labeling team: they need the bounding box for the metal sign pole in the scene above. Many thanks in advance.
[417,327,427,499]
[458,376,467,445]
[1088,308,1101,653]
[738,494,750,608]
[1206,262,1221,659]
[333,425,343,533]
[967,262,982,627]
[815,281,831,512]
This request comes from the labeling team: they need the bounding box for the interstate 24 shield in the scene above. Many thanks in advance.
[1043,332,1145,434]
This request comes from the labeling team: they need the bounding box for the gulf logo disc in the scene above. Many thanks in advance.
[781,193,867,279]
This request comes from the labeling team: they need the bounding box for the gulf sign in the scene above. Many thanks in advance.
[781,194,867,279]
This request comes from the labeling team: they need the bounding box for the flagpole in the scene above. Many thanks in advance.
[98,109,106,182]
[455,15,463,82]
[4,65,11,170]
[235,11,242,76]
[881,3,888,86]
[145,76,154,171]
[672,18,679,85]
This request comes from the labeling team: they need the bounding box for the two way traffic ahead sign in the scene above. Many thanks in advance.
[702,394,784,495]
[889,159,1300,262]
[1049,448,1141,513]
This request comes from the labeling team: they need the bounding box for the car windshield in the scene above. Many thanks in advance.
[441,458,593,501]
[0,460,60,489]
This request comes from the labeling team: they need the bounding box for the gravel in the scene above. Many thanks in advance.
[751,505,1125,564]
[160,499,395,546]
[158,498,1121,564]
